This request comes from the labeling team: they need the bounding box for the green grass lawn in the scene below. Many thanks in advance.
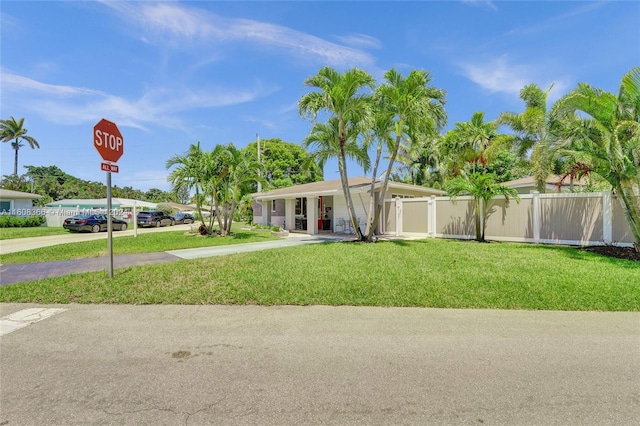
[0,229,280,264]
[1,239,638,311]
[0,226,68,240]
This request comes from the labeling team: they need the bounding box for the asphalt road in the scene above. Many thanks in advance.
[1,304,638,425]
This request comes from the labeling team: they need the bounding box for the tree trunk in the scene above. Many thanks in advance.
[617,183,640,252]
[368,132,403,242]
[13,144,19,176]
[364,144,383,239]
[475,198,483,242]
[226,200,237,235]
[338,122,364,241]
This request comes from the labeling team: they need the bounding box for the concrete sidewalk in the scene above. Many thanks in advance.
[0,234,343,285]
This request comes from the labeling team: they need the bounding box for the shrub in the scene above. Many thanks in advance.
[0,215,46,228]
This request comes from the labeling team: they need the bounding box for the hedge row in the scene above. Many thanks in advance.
[0,215,47,228]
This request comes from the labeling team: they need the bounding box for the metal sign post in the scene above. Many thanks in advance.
[106,171,114,278]
[93,118,123,278]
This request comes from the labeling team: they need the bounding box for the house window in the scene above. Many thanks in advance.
[0,201,10,213]
[272,200,277,213]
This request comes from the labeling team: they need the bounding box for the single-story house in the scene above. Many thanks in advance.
[251,177,445,235]
[502,175,590,194]
[47,197,157,211]
[0,189,44,216]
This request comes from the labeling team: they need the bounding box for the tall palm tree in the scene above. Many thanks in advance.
[445,172,520,242]
[299,66,375,240]
[303,117,371,232]
[498,84,555,192]
[0,117,40,176]
[366,68,446,241]
[550,67,640,251]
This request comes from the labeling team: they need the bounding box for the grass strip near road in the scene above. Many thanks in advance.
[0,227,68,240]
[0,229,279,264]
[1,239,638,311]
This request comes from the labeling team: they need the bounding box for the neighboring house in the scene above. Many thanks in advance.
[45,197,157,227]
[251,177,445,235]
[0,189,43,217]
[47,197,157,211]
[502,175,590,194]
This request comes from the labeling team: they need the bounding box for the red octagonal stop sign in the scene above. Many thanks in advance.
[93,118,124,163]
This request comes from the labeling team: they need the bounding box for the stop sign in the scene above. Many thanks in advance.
[93,118,124,163]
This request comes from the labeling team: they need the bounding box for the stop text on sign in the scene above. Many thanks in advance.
[95,130,123,151]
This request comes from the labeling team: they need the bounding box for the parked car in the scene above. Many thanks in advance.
[173,212,195,224]
[63,214,128,233]
[137,210,174,227]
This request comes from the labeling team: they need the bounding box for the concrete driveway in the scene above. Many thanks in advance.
[1,303,638,425]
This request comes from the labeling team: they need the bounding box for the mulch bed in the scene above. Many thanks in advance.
[580,245,640,261]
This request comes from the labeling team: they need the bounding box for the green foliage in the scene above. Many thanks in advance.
[155,202,175,215]
[0,215,46,228]
[547,67,640,249]
[243,138,323,191]
[167,142,264,236]
[0,116,40,176]
[6,165,151,204]
[445,172,520,241]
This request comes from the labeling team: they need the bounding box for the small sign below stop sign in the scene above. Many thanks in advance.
[94,118,124,163]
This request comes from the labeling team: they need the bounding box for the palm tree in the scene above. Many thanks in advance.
[441,111,502,176]
[0,117,40,176]
[303,117,371,232]
[445,172,520,242]
[166,142,207,228]
[394,133,442,186]
[366,68,447,241]
[214,144,263,236]
[299,66,375,240]
[549,67,640,251]
[498,84,555,192]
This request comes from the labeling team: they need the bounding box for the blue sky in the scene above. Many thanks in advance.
[1,0,638,192]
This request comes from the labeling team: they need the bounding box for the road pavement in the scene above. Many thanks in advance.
[1,303,638,425]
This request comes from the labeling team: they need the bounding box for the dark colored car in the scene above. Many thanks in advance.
[63,214,128,233]
[173,212,195,224]
[137,210,174,227]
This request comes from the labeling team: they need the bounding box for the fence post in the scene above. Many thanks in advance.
[602,190,612,244]
[429,195,436,237]
[396,198,402,237]
[532,191,540,244]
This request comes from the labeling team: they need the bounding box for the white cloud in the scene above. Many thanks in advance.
[1,71,277,130]
[334,33,382,50]
[101,1,375,68]
[457,55,570,101]
[240,115,277,130]
[461,0,497,11]
[505,1,607,37]
[1,73,104,97]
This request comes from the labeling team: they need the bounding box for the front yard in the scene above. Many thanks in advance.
[1,238,637,311]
